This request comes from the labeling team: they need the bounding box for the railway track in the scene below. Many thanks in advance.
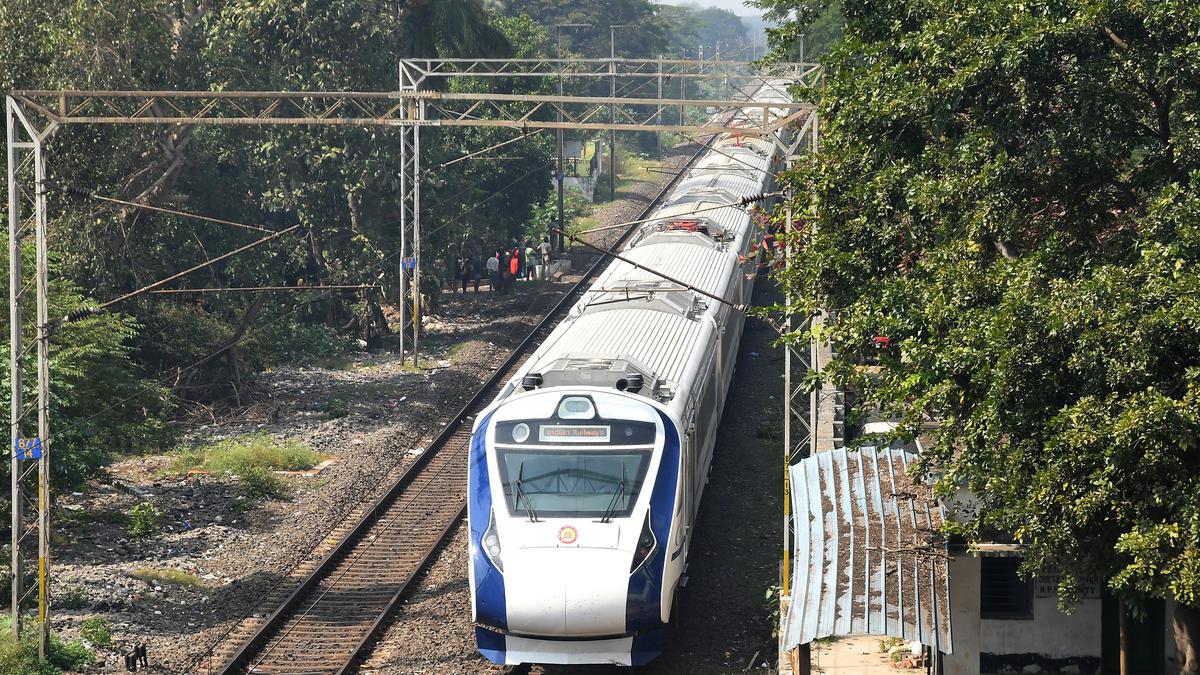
[211,142,708,675]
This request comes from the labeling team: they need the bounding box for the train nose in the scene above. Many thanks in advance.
[504,548,631,637]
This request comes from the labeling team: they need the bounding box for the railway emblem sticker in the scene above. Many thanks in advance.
[558,525,578,545]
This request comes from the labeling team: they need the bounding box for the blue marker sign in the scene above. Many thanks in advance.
[14,437,42,460]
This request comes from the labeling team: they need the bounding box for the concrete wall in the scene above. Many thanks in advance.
[944,555,982,675]
[943,555,1180,674]
[979,593,1101,658]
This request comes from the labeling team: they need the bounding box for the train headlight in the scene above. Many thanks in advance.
[629,511,657,574]
[512,423,530,443]
[483,510,503,572]
[558,396,596,419]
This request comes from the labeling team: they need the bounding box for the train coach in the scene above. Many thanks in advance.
[466,80,794,666]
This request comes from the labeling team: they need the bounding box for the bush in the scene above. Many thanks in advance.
[49,637,92,671]
[128,502,162,539]
[0,246,173,523]
[0,627,93,674]
[238,466,292,501]
[79,617,111,647]
[320,398,350,419]
[172,433,321,475]
[59,587,87,610]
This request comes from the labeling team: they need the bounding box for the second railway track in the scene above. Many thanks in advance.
[212,142,710,675]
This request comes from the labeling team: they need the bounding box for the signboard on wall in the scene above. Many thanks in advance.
[1036,565,1101,599]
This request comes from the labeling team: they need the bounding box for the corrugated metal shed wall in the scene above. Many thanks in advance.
[784,447,953,653]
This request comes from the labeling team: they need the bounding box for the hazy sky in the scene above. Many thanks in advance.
[655,0,761,18]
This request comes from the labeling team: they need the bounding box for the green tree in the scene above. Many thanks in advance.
[773,0,1200,663]
[500,0,667,59]
[660,5,752,59]
[0,246,171,497]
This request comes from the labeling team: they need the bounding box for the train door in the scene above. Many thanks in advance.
[671,399,697,576]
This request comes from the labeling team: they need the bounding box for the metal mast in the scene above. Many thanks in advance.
[5,96,56,658]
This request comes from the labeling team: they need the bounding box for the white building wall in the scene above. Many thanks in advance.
[979,594,1101,658]
[943,555,1180,673]
[944,556,981,675]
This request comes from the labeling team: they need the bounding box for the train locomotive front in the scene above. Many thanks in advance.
[468,387,683,666]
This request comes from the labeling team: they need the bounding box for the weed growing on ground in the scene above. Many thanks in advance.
[131,568,203,587]
[763,584,782,638]
[59,586,88,610]
[319,398,350,419]
[128,502,162,539]
[79,617,111,647]
[238,466,291,500]
[168,433,317,502]
[171,433,321,475]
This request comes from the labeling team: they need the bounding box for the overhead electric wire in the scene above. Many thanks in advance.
[58,224,301,324]
[438,130,539,168]
[147,284,380,294]
[552,226,748,311]
[38,63,703,453]
[52,184,277,233]
[433,73,660,170]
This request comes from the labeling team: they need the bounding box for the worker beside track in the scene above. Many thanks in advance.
[486,252,500,292]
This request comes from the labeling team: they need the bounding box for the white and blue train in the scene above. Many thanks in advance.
[467,81,794,666]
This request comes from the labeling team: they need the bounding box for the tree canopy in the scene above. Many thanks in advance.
[774,0,1200,631]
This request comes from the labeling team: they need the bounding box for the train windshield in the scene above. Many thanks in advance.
[496,449,652,519]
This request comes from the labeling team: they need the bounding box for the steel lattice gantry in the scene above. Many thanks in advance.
[5,58,816,657]
[397,57,822,86]
[8,89,810,135]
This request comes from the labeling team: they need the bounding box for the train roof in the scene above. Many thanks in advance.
[526,307,704,396]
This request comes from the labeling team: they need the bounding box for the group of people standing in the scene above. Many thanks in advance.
[456,237,553,294]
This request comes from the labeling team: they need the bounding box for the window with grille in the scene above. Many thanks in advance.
[980,557,1034,619]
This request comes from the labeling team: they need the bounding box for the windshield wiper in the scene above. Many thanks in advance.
[514,461,538,522]
[599,464,626,523]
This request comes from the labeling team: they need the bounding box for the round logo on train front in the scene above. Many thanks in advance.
[558,525,578,545]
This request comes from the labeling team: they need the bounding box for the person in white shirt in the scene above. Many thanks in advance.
[486,253,500,291]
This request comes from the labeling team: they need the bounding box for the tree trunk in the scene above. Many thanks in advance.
[1177,603,1200,675]
[1119,599,1130,675]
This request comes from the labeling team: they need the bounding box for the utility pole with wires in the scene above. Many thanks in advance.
[656,55,664,160]
[554,23,590,256]
[608,25,627,203]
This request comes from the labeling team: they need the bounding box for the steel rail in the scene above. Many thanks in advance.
[211,140,711,675]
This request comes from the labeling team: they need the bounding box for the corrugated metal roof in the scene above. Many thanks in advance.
[783,447,953,653]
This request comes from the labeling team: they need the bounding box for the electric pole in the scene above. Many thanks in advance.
[555,23,590,255]
[609,25,627,203]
